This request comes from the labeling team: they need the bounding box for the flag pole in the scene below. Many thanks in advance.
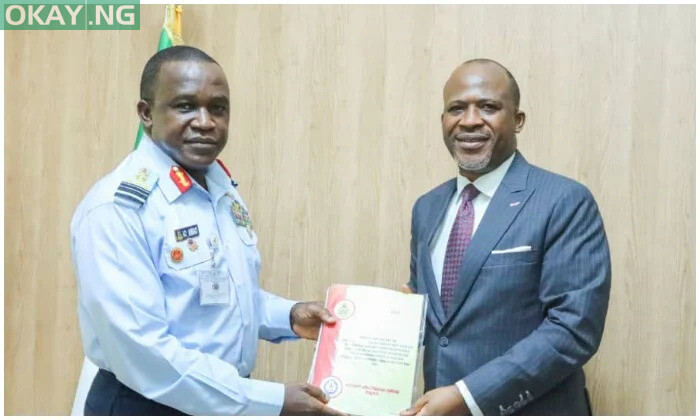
[133,5,183,150]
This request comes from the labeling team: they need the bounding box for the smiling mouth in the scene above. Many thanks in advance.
[455,133,490,143]
[454,133,490,151]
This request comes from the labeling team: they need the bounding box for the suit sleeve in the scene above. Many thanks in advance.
[408,201,419,292]
[462,185,611,415]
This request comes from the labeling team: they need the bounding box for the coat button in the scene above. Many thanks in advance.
[439,336,449,347]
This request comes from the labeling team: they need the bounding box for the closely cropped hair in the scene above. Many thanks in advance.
[140,46,219,102]
[463,58,520,109]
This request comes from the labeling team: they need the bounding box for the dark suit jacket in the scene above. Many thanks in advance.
[409,151,611,415]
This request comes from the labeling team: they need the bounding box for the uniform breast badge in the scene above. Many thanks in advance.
[174,224,199,242]
[170,247,184,263]
[230,200,254,236]
[187,238,199,251]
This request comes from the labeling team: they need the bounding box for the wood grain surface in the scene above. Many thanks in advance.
[4,4,694,415]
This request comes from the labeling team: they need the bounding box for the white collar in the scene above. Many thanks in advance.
[455,152,516,199]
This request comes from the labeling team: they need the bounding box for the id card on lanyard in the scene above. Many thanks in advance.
[198,269,230,306]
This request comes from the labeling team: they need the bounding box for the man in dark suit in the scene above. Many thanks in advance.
[401,59,611,416]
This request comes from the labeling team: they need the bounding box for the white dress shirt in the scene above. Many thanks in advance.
[429,152,515,415]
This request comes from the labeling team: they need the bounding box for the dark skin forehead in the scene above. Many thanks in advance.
[152,60,229,103]
[443,62,516,109]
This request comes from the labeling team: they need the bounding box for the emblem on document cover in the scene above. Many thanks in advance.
[334,300,355,320]
[320,376,343,399]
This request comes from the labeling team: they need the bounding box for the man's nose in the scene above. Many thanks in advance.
[191,108,215,130]
[460,105,483,128]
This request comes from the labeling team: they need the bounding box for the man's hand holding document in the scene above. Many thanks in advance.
[309,284,427,415]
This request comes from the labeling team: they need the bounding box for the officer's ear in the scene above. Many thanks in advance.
[137,99,154,134]
[514,109,526,133]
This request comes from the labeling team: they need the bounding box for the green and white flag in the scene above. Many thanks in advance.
[134,5,184,149]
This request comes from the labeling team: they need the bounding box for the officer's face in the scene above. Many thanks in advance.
[140,60,230,171]
[441,62,525,180]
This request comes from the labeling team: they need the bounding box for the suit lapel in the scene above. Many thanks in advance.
[419,179,456,327]
[444,152,535,325]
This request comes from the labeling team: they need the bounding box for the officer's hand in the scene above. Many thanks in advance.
[400,385,470,416]
[401,283,415,294]
[290,301,336,340]
[281,383,346,415]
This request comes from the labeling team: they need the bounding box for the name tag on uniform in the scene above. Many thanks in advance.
[197,269,230,306]
[175,224,199,242]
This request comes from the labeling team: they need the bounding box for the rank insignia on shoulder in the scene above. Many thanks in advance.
[130,168,154,189]
[114,167,157,209]
[174,224,199,242]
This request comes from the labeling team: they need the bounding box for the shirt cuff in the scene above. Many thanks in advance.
[269,297,299,339]
[240,378,286,415]
[455,379,484,416]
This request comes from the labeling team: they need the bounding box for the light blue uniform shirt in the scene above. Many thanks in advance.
[71,136,298,415]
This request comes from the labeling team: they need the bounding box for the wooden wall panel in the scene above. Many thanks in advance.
[4,4,694,415]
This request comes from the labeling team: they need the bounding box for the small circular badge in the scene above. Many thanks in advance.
[320,376,343,399]
[170,247,184,263]
[333,300,355,319]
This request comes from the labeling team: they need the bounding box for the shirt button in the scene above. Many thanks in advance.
[439,337,449,347]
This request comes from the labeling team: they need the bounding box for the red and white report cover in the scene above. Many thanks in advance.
[308,284,427,415]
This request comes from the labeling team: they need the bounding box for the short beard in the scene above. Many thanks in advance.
[455,150,492,173]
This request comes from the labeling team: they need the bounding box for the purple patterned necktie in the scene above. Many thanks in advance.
[441,183,480,312]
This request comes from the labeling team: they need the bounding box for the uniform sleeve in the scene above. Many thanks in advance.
[72,203,285,415]
[227,188,299,343]
[462,185,611,415]
[256,289,299,343]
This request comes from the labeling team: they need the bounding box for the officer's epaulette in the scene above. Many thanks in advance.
[114,167,158,209]
[216,158,239,188]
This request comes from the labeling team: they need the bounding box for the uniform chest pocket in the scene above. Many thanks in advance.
[164,242,213,270]
[235,226,258,246]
